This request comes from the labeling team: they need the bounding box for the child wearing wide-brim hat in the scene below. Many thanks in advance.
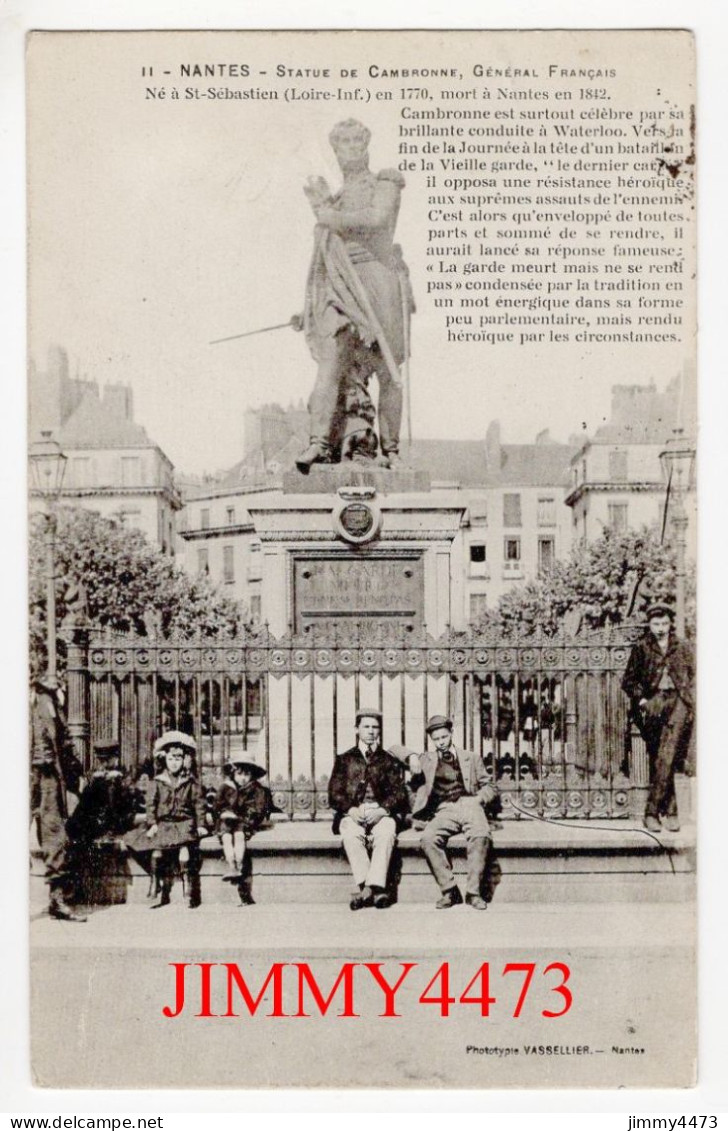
[125,731,206,908]
[214,754,272,904]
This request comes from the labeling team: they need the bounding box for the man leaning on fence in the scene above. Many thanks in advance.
[328,709,410,909]
[622,602,695,833]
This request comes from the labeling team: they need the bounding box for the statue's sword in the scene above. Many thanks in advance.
[209,318,298,345]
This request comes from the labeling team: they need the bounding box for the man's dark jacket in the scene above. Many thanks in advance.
[30,689,84,820]
[328,746,410,834]
[621,629,695,752]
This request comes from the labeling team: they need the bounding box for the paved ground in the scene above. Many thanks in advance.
[30,895,693,953]
[30,888,695,1091]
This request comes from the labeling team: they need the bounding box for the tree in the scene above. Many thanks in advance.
[475,526,695,637]
[30,507,246,677]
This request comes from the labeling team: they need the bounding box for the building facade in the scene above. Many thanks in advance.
[180,408,578,627]
[564,379,696,555]
[29,347,181,552]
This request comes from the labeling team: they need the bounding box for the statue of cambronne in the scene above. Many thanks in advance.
[294,119,415,474]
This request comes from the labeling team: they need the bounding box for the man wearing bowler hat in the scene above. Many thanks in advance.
[328,709,409,909]
[409,715,498,910]
[622,602,694,832]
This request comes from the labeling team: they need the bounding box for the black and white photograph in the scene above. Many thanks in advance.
[21,25,699,1092]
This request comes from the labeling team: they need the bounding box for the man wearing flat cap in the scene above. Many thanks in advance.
[622,602,694,832]
[409,715,499,910]
[328,709,409,909]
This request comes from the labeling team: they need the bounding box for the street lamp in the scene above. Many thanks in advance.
[660,426,696,637]
[29,430,67,683]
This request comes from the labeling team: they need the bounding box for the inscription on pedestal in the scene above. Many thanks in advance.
[293,552,424,633]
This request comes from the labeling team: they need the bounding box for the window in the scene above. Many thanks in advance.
[226,506,236,525]
[469,593,488,621]
[201,508,210,530]
[609,449,628,482]
[504,537,521,562]
[197,547,209,575]
[503,493,522,526]
[121,456,141,487]
[469,543,487,578]
[469,497,488,524]
[608,503,628,532]
[538,537,555,574]
[223,544,235,584]
[70,457,92,487]
[250,594,262,621]
[537,497,556,526]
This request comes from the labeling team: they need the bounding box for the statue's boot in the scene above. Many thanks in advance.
[295,441,331,475]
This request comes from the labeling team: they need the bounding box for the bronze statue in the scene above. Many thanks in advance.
[295,120,414,473]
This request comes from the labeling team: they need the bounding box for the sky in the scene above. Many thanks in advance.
[27,29,695,474]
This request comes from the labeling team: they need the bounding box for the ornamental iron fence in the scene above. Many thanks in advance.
[64,620,649,821]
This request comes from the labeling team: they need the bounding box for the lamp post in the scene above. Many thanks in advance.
[660,427,696,638]
[29,430,67,683]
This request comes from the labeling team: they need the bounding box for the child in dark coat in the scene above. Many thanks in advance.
[125,730,206,908]
[215,755,272,905]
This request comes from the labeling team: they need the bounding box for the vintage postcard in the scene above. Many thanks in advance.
[27,28,696,1089]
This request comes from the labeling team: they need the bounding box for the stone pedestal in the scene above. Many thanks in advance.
[248,470,464,638]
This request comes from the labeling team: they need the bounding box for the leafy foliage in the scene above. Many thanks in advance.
[30,507,245,677]
[475,526,695,637]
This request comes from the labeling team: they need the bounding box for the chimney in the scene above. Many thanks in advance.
[103,383,134,421]
[243,407,262,459]
[485,420,502,471]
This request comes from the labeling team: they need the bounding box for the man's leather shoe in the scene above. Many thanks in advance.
[644,814,661,832]
[663,815,681,832]
[49,895,86,922]
[435,887,463,909]
[465,893,489,911]
[373,889,392,909]
[350,885,373,910]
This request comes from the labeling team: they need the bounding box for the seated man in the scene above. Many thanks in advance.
[328,709,409,910]
[409,715,498,911]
